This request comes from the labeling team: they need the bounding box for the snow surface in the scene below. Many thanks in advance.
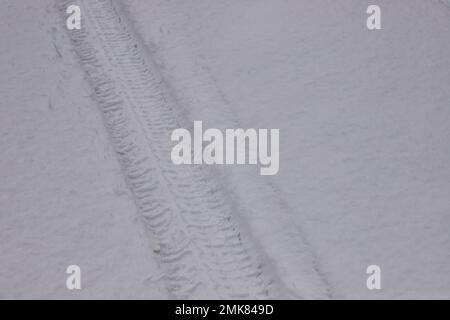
[1,0,450,299]
[0,0,166,299]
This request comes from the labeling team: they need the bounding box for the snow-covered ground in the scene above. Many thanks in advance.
[0,0,166,299]
[1,0,450,299]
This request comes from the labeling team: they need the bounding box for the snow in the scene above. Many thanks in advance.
[1,0,450,299]
[0,0,166,299]
[122,0,450,299]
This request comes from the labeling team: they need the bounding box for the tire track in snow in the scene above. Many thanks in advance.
[62,0,276,299]
[119,1,332,299]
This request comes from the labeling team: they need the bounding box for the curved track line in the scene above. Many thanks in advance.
[118,0,332,299]
[62,0,277,299]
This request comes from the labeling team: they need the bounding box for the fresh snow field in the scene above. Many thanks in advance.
[1,0,450,299]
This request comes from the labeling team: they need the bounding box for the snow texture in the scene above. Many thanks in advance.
[1,0,450,299]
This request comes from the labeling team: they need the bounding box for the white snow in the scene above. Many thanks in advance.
[1,0,449,299]
[0,0,166,299]
[122,0,450,299]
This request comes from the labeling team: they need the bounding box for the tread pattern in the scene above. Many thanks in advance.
[63,0,275,299]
